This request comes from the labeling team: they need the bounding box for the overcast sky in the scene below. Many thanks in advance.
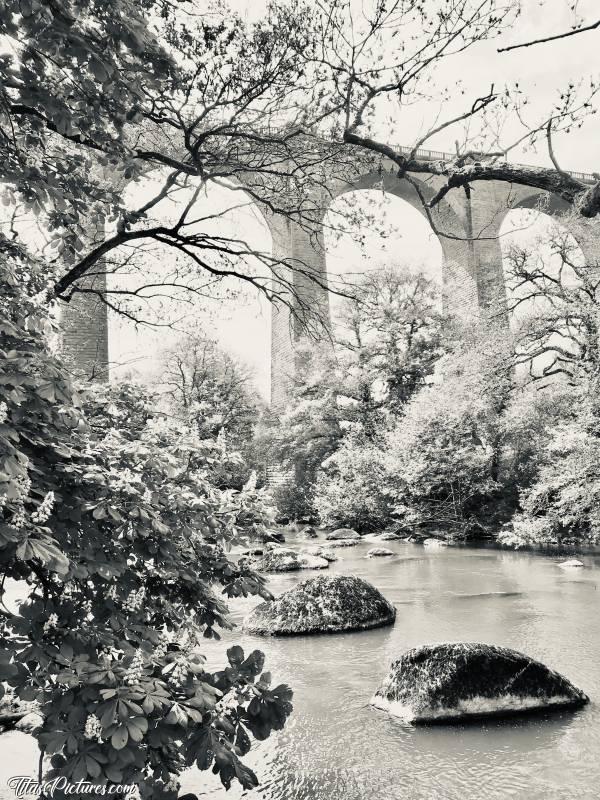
[109,0,600,400]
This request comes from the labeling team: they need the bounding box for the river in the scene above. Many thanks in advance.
[2,535,599,799]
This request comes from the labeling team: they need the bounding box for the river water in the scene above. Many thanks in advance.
[2,536,599,800]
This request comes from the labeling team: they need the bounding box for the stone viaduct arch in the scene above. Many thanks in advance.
[60,147,600,410]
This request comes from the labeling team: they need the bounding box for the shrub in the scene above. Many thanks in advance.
[313,434,391,532]
[0,247,292,797]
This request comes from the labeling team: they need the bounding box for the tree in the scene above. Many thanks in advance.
[302,0,600,220]
[381,327,512,535]
[274,267,443,522]
[498,214,600,545]
[502,394,600,546]
[336,268,444,418]
[0,244,292,797]
[0,0,346,328]
[503,213,600,388]
[158,330,266,489]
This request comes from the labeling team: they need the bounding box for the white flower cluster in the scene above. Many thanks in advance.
[0,401,8,424]
[43,613,59,633]
[16,473,32,499]
[153,638,167,661]
[83,713,103,741]
[106,584,118,601]
[123,587,145,612]
[142,487,152,503]
[11,505,25,529]
[167,658,188,687]
[162,777,180,793]
[124,650,145,685]
[0,493,7,512]
[31,491,55,524]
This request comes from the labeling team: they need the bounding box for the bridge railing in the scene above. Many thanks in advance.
[249,126,597,185]
[393,145,597,184]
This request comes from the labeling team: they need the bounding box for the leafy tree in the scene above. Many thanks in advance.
[315,0,600,219]
[380,323,516,536]
[498,219,600,545]
[272,268,443,522]
[0,244,292,797]
[158,330,265,489]
[503,394,600,546]
[336,268,444,419]
[313,433,391,532]
[503,214,600,388]
[0,0,337,326]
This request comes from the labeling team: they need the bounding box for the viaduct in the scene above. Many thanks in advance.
[60,144,600,410]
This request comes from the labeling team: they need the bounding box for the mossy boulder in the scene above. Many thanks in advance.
[251,548,328,572]
[371,642,589,723]
[243,575,396,636]
[326,528,361,540]
[302,526,318,538]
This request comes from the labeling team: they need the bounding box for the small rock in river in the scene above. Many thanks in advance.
[367,547,394,558]
[326,528,361,540]
[558,559,584,569]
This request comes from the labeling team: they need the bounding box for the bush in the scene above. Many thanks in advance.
[270,480,317,524]
[0,247,292,797]
[313,434,392,532]
[501,406,600,546]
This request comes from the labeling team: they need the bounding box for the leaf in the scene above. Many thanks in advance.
[226,645,244,668]
[234,725,251,757]
[110,726,128,750]
[104,765,123,782]
[16,536,69,575]
[165,703,188,726]
[85,755,102,778]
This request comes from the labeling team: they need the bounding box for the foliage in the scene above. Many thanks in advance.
[335,268,444,417]
[271,269,443,522]
[269,480,316,525]
[311,322,551,537]
[501,387,600,546]
[159,330,265,489]
[313,433,391,532]
[379,325,516,536]
[0,245,292,797]
[504,214,600,387]
[0,0,334,323]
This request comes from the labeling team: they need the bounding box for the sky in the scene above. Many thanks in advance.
[108,0,600,400]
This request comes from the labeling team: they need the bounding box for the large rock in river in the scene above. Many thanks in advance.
[326,528,361,540]
[371,643,589,723]
[251,548,328,572]
[243,575,396,636]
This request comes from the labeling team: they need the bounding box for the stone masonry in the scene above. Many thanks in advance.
[59,145,600,408]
